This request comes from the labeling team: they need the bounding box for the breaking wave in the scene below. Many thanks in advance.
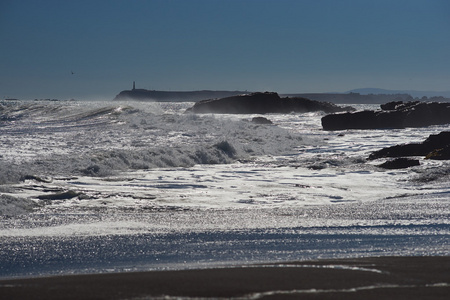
[0,194,38,216]
[0,100,310,183]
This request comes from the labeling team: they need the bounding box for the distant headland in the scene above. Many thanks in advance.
[113,82,450,104]
[113,82,248,102]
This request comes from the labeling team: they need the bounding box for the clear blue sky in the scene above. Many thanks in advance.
[1,0,450,100]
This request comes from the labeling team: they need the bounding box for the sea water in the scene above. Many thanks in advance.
[0,100,449,278]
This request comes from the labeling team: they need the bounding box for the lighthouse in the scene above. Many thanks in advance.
[132,81,135,90]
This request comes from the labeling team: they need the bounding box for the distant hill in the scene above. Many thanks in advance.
[347,88,450,99]
[281,92,414,104]
[285,88,450,104]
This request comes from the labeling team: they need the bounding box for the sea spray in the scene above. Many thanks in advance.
[0,194,39,216]
[0,101,307,183]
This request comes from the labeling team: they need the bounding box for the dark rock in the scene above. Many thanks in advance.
[395,101,420,110]
[322,110,376,131]
[22,175,53,183]
[404,102,450,128]
[321,110,405,131]
[322,101,450,131]
[378,158,420,169]
[425,145,450,160]
[380,101,404,110]
[282,96,355,114]
[369,143,425,160]
[369,131,450,160]
[375,109,406,129]
[251,117,273,124]
[307,164,327,170]
[421,131,450,150]
[185,92,354,114]
[37,190,81,200]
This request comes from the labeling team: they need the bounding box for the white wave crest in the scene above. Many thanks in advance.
[0,194,38,216]
[0,101,311,182]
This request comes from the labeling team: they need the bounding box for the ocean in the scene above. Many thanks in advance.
[0,99,449,279]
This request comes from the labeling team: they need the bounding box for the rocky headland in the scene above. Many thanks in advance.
[322,101,450,131]
[185,92,354,114]
[113,89,248,102]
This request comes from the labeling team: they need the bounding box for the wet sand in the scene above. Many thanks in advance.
[1,256,449,299]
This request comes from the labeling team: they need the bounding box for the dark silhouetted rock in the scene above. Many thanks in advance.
[378,158,420,169]
[251,117,273,124]
[321,110,404,130]
[381,101,420,111]
[369,131,450,160]
[186,92,354,114]
[322,101,450,131]
[380,101,404,110]
[425,145,450,160]
[369,143,425,160]
[37,190,81,200]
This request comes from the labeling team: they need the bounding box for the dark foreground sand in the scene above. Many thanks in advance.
[1,256,449,299]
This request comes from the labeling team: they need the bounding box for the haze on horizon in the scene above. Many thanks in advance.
[1,0,450,100]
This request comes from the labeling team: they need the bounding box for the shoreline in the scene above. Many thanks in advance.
[1,256,449,299]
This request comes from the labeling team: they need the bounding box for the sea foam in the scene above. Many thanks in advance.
[0,100,309,183]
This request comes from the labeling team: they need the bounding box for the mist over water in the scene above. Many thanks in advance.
[0,100,449,278]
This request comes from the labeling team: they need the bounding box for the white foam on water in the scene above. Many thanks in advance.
[1,99,449,215]
[1,100,449,278]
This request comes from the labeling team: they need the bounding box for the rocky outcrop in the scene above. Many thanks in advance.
[322,110,404,130]
[37,190,81,201]
[378,158,420,169]
[251,117,273,124]
[369,131,450,160]
[322,101,450,131]
[185,92,354,114]
[425,146,450,160]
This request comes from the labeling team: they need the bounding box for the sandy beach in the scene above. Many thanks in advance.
[0,256,448,299]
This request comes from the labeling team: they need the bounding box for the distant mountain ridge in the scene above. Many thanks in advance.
[347,88,450,98]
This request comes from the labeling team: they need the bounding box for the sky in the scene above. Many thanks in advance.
[1,0,450,100]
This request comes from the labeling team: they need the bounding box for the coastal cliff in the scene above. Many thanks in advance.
[113,89,248,102]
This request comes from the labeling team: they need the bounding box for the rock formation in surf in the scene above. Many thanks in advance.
[321,101,450,130]
[185,92,354,114]
[378,158,420,169]
[369,131,450,161]
[251,117,273,124]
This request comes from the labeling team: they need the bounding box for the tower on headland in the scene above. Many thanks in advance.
[132,81,135,90]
